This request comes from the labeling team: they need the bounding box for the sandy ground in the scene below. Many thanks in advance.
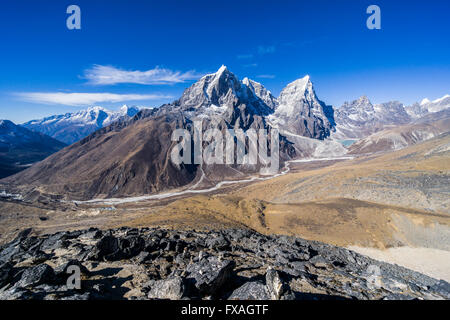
[348,246,450,282]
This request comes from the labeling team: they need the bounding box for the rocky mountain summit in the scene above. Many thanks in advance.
[268,75,335,139]
[0,227,448,300]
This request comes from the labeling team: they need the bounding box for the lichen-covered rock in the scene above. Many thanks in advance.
[229,281,270,300]
[16,264,55,288]
[147,276,185,300]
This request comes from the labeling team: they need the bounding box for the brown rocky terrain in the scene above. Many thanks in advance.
[0,227,448,300]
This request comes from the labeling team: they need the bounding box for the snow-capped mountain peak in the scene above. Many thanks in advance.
[216,64,228,74]
[177,65,242,110]
[175,65,274,119]
[22,105,142,145]
[241,77,278,110]
[277,75,313,107]
[268,75,334,139]
[406,94,450,118]
[119,105,140,117]
[420,98,431,106]
[433,94,450,104]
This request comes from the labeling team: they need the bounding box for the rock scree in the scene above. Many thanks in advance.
[0,227,449,300]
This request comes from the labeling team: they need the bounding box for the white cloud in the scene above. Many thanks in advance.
[83,65,203,85]
[258,45,276,55]
[15,92,172,106]
[256,74,276,79]
[237,54,254,59]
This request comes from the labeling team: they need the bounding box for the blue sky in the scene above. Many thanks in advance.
[0,0,449,123]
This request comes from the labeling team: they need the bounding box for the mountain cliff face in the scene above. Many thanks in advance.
[0,120,66,178]
[22,105,140,145]
[242,77,278,110]
[268,76,335,140]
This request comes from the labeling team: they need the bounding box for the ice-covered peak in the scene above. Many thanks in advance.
[268,75,334,139]
[178,65,242,109]
[120,105,140,117]
[86,106,107,113]
[21,106,143,144]
[358,95,370,104]
[420,98,431,106]
[432,94,450,104]
[216,65,228,74]
[241,77,277,110]
[277,75,314,107]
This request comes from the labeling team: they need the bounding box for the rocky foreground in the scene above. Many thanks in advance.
[0,227,449,300]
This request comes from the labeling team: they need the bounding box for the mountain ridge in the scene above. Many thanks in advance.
[22,105,141,145]
[0,120,66,178]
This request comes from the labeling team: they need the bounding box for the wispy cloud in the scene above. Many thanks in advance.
[243,63,258,68]
[237,54,254,59]
[83,65,203,85]
[15,92,172,106]
[257,45,276,55]
[256,74,276,79]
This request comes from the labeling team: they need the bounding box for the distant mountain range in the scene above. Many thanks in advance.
[405,95,450,118]
[22,105,141,145]
[333,94,450,140]
[0,120,66,179]
[1,65,449,200]
[348,109,450,154]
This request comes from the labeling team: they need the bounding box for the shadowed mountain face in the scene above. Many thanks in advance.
[2,114,198,200]
[0,120,66,179]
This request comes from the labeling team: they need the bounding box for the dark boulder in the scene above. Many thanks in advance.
[147,276,185,300]
[265,268,294,300]
[186,257,235,295]
[0,261,14,288]
[228,281,270,300]
[206,234,230,251]
[16,264,55,288]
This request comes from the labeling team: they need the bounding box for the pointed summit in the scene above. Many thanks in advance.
[120,105,140,117]
[269,75,334,140]
[177,65,242,109]
[241,77,277,110]
[277,75,315,108]
[216,64,228,74]
[358,95,370,103]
